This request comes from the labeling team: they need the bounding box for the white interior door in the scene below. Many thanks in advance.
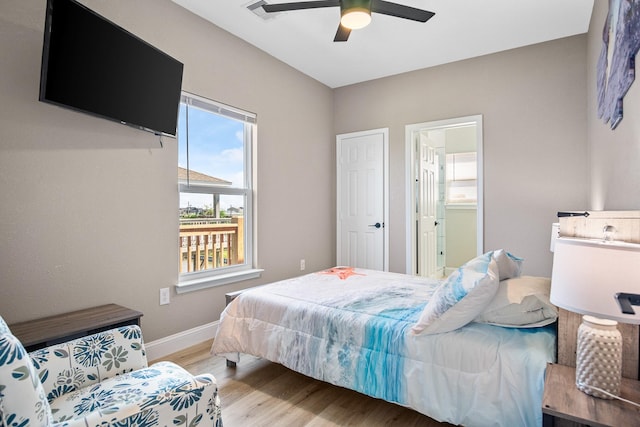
[337,129,388,271]
[417,134,439,277]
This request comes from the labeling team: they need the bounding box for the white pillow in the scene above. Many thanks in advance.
[474,276,558,327]
[493,249,523,280]
[412,252,499,335]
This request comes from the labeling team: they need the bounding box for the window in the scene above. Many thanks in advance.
[445,152,477,205]
[176,93,261,293]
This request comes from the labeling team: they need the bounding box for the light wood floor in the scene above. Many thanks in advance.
[155,340,454,427]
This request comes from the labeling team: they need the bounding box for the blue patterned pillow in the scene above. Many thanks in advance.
[412,252,500,334]
[0,317,9,335]
[493,249,523,280]
[0,318,53,427]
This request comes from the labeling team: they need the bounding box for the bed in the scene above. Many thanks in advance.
[211,251,557,427]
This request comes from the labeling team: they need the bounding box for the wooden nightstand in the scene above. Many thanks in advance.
[542,363,640,427]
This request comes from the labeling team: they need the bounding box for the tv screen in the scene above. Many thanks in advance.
[39,0,184,136]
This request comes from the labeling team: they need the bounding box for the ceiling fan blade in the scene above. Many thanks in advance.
[371,0,435,22]
[334,24,351,42]
[262,0,340,13]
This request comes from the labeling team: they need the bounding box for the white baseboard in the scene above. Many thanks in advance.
[145,320,218,362]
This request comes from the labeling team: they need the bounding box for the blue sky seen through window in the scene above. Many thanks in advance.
[178,104,245,212]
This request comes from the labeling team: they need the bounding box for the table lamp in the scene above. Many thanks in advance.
[550,236,640,399]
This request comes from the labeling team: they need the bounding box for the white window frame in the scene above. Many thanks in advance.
[175,92,261,294]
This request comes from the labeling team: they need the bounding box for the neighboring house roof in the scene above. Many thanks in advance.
[178,166,231,186]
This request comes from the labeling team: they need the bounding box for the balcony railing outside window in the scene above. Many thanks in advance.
[179,217,244,273]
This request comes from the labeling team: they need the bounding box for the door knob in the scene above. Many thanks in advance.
[369,222,382,229]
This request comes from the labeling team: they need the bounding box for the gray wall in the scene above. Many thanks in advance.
[587,1,640,209]
[334,35,589,277]
[0,0,335,340]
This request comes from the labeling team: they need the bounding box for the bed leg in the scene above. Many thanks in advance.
[226,359,236,368]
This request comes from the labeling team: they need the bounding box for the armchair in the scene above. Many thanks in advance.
[0,316,222,427]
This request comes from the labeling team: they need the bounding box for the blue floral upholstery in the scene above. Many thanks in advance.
[0,317,53,427]
[0,317,222,427]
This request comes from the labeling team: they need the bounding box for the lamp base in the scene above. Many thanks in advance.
[575,315,622,399]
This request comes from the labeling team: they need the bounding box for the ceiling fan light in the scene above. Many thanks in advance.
[341,8,371,30]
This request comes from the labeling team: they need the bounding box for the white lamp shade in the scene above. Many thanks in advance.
[550,237,640,324]
[550,222,559,252]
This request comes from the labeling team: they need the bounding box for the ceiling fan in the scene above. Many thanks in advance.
[261,0,435,42]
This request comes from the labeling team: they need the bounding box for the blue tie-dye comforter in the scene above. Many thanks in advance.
[211,268,556,427]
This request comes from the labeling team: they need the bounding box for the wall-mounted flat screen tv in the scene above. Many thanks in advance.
[39,0,184,137]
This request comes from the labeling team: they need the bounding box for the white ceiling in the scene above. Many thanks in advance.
[172,0,594,88]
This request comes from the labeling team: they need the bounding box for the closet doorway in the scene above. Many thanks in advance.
[405,115,483,277]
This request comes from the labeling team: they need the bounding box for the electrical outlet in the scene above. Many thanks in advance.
[159,287,170,305]
[300,259,306,271]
